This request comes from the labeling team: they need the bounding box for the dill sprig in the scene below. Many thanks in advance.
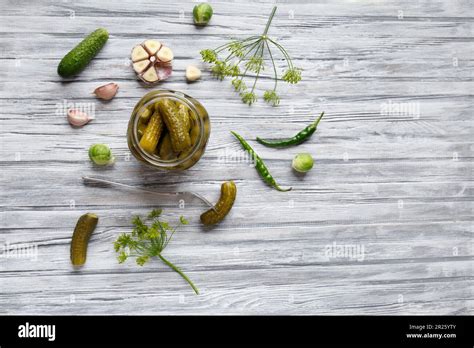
[114,209,199,295]
[200,6,301,106]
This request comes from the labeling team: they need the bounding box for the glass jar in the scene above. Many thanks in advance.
[127,90,210,171]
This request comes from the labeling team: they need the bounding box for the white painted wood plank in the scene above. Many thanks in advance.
[0,0,472,315]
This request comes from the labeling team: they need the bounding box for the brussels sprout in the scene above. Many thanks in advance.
[88,144,115,165]
[292,153,313,173]
[193,3,213,26]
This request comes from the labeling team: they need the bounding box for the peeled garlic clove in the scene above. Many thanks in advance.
[157,64,173,81]
[133,60,150,74]
[142,66,159,83]
[156,46,174,63]
[186,65,201,81]
[143,40,161,55]
[131,45,149,62]
[67,109,94,127]
[93,83,119,101]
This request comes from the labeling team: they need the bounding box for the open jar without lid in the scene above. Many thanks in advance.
[127,90,210,171]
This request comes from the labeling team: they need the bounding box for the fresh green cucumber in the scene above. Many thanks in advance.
[57,28,109,77]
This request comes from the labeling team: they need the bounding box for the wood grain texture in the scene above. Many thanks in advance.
[0,0,473,315]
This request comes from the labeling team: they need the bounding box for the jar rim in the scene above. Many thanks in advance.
[129,90,205,168]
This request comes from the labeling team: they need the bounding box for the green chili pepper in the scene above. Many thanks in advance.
[231,131,291,192]
[256,112,324,148]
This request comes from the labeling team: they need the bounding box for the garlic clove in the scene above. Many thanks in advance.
[131,45,149,62]
[142,66,159,83]
[156,46,174,63]
[93,83,119,101]
[143,40,161,55]
[67,109,94,127]
[157,64,173,81]
[133,60,150,74]
[186,65,201,81]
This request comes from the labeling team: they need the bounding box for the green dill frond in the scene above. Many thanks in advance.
[136,255,150,266]
[244,56,264,73]
[232,78,247,92]
[228,42,244,58]
[114,210,198,294]
[148,209,163,219]
[211,61,227,80]
[117,251,128,264]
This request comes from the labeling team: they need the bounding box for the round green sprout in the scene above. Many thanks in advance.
[292,153,314,173]
[88,144,115,165]
[193,3,213,26]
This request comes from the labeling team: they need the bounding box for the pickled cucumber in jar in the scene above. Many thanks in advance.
[139,109,163,153]
[137,97,203,161]
[156,99,192,153]
[138,104,154,123]
[137,122,147,140]
[158,132,179,160]
[129,89,210,171]
[176,102,192,131]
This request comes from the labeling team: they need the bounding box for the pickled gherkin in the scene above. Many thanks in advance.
[157,99,191,153]
[189,123,200,145]
[158,132,178,160]
[176,103,191,131]
[139,109,163,153]
[70,213,98,266]
[139,104,153,123]
[137,122,147,139]
[139,107,152,121]
[200,181,237,225]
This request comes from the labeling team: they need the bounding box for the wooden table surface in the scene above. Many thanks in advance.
[1,0,472,315]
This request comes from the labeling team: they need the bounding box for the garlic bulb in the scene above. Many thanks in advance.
[93,83,119,100]
[131,40,174,84]
[67,109,94,127]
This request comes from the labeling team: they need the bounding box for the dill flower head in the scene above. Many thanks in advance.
[200,49,218,63]
[263,90,280,106]
[282,68,302,84]
[241,91,257,105]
